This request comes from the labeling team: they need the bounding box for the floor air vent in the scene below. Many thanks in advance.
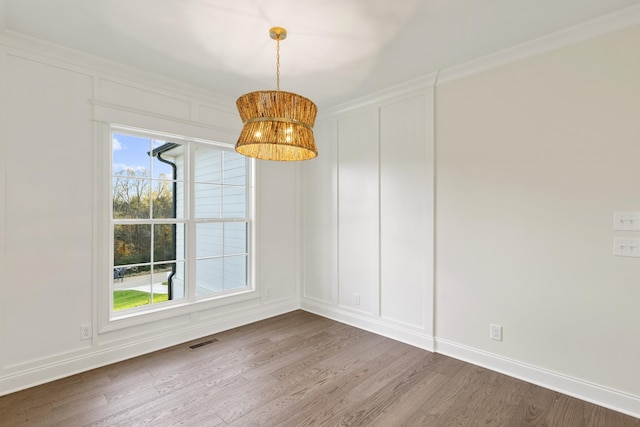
[188,338,220,350]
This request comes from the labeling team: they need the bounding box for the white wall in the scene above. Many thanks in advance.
[0,1,5,32]
[435,24,640,411]
[0,32,300,394]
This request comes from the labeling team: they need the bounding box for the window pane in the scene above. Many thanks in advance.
[195,145,222,184]
[196,258,223,296]
[224,256,247,291]
[197,223,222,258]
[223,186,246,218]
[151,142,185,180]
[151,180,176,219]
[195,183,221,218]
[113,265,151,311]
[223,152,246,185]
[149,143,184,219]
[151,264,173,305]
[152,156,173,180]
[114,224,151,266]
[224,223,247,255]
[170,261,186,300]
[112,177,151,219]
[112,133,151,178]
[154,224,182,262]
[175,178,185,220]
[113,265,140,282]
[176,221,186,262]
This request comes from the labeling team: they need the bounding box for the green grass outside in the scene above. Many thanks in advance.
[113,290,169,311]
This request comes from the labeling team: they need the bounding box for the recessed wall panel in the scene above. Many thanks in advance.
[98,79,191,120]
[302,122,338,304]
[4,56,94,366]
[256,162,298,299]
[198,105,241,131]
[338,110,379,313]
[380,95,430,327]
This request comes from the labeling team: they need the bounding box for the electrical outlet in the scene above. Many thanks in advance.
[265,288,271,297]
[490,324,502,341]
[353,293,360,305]
[80,324,92,340]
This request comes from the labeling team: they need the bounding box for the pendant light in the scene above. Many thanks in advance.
[235,27,318,161]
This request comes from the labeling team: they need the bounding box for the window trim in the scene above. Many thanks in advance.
[98,123,257,333]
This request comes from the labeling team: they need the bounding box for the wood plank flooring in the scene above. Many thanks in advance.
[1,310,638,426]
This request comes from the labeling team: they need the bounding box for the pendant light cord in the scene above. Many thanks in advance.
[276,36,281,91]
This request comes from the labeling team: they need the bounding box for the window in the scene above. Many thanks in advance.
[110,128,252,318]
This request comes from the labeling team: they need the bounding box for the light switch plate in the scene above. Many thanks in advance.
[613,212,640,231]
[613,237,640,257]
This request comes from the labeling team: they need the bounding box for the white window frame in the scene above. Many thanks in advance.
[98,123,257,332]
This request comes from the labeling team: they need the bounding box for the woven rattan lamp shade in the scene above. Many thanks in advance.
[236,90,318,161]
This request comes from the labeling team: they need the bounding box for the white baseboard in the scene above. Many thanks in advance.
[0,299,298,396]
[435,338,640,419]
[301,299,435,352]
[301,299,639,418]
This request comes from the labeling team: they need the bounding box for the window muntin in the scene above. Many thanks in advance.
[110,129,250,317]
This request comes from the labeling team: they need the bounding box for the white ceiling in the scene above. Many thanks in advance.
[2,0,639,108]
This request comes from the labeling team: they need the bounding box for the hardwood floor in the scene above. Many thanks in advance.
[1,310,638,426]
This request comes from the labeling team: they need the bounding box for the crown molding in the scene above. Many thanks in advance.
[438,4,640,85]
[319,72,438,120]
[0,29,236,109]
[316,4,640,116]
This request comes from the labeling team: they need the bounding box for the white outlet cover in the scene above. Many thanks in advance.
[80,324,92,340]
[490,324,502,341]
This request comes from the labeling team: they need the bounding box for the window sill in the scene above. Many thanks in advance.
[99,288,260,334]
